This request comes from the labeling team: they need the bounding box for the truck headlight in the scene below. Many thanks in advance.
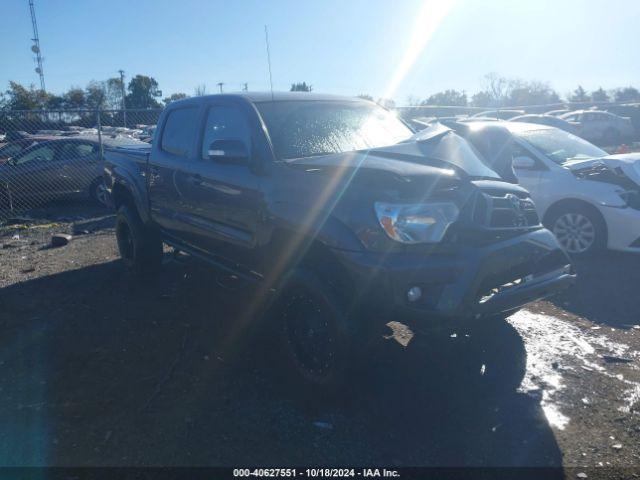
[374,202,459,244]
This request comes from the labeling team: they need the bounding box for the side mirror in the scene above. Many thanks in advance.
[207,139,249,163]
[512,155,536,170]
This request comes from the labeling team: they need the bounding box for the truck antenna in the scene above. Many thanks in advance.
[264,25,274,101]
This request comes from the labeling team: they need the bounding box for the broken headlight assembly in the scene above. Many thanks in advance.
[617,190,640,210]
[374,202,459,244]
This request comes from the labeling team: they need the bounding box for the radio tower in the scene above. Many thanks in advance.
[28,0,46,92]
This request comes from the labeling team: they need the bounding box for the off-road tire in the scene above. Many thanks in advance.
[115,205,163,273]
[269,267,353,400]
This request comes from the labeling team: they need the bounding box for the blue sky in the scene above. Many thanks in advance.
[2,0,640,103]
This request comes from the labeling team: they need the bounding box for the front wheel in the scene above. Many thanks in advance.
[115,205,163,273]
[271,268,353,398]
[546,205,606,256]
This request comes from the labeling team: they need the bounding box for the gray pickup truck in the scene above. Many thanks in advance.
[104,92,574,394]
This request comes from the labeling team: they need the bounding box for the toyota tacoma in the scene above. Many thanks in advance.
[103,93,574,394]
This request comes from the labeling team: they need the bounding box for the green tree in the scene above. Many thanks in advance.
[125,75,162,109]
[470,90,493,107]
[569,85,590,102]
[591,87,610,102]
[4,81,40,110]
[46,94,65,109]
[63,87,86,109]
[424,89,467,106]
[614,87,640,103]
[104,77,125,109]
[85,81,106,109]
[290,82,312,92]
[164,92,188,105]
[507,81,560,106]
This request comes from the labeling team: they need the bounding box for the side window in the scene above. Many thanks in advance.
[0,143,27,158]
[59,142,97,160]
[201,106,251,158]
[15,145,55,165]
[161,107,199,157]
[75,143,97,157]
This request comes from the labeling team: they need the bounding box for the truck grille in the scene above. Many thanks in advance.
[471,191,540,229]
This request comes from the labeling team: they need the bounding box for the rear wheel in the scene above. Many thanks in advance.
[546,205,606,256]
[115,205,163,273]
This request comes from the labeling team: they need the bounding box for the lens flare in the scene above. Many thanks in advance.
[383,0,458,100]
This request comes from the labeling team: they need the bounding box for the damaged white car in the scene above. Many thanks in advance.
[454,121,640,255]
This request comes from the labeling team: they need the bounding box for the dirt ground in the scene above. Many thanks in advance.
[0,201,639,477]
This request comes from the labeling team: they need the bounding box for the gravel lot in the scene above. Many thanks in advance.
[0,201,639,477]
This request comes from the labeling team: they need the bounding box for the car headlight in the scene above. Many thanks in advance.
[374,202,459,244]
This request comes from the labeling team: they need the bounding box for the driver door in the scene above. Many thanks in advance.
[510,140,544,198]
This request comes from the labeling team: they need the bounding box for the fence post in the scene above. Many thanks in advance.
[95,108,104,160]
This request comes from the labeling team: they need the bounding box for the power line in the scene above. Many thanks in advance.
[28,0,45,92]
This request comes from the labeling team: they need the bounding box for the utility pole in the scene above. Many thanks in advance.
[28,0,46,93]
[217,82,224,94]
[242,83,248,92]
[118,69,127,128]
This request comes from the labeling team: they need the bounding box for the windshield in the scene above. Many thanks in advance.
[256,100,413,160]
[517,128,607,164]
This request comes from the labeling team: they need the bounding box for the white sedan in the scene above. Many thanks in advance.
[458,121,640,255]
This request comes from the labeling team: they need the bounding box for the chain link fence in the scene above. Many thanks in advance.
[0,108,161,223]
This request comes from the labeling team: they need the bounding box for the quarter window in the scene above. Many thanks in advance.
[161,107,199,157]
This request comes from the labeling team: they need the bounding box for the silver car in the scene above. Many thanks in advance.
[560,110,634,144]
[0,135,144,211]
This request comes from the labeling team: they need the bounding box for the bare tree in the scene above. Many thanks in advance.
[194,84,207,96]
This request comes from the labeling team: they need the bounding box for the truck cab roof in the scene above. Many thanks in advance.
[168,91,369,107]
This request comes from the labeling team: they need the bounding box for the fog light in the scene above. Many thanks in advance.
[407,286,422,302]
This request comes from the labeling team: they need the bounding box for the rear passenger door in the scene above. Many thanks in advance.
[149,106,202,243]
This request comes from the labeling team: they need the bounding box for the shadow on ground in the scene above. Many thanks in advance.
[0,257,562,469]
[548,251,640,328]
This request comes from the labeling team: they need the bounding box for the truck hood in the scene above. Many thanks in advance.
[285,124,501,182]
[564,154,640,187]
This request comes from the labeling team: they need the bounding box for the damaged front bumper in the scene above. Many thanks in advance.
[332,228,575,331]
